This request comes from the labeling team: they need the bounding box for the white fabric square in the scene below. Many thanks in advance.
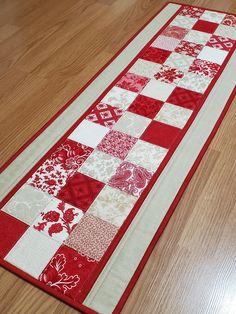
[214,24,236,40]
[151,35,181,51]
[170,15,197,29]
[113,111,151,138]
[200,10,225,23]
[87,186,137,227]
[178,72,212,93]
[2,184,52,225]
[102,86,137,110]
[164,52,195,71]
[184,30,211,45]
[154,103,193,128]
[126,140,168,172]
[5,228,60,278]
[140,79,175,101]
[197,46,228,65]
[129,59,162,79]
[79,150,121,183]
[68,119,109,148]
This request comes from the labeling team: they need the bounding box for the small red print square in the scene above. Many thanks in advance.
[192,20,218,34]
[57,172,105,212]
[97,130,137,159]
[140,120,181,149]
[0,212,28,258]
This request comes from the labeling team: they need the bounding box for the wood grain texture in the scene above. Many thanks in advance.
[0,0,235,313]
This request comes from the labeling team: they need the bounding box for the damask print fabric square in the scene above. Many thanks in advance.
[0,3,235,314]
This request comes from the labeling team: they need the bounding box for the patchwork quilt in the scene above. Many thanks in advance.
[0,3,235,313]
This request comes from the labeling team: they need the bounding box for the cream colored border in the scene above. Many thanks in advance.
[83,53,236,314]
[0,3,181,200]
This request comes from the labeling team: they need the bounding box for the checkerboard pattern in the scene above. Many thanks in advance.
[1,5,235,303]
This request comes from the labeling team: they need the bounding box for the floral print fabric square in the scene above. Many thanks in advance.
[33,198,84,242]
[28,159,73,197]
[39,245,97,300]
[51,139,93,172]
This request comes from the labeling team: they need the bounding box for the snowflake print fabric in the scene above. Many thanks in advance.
[154,65,184,84]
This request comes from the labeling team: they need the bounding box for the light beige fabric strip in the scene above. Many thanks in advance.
[83,53,236,314]
[0,3,181,200]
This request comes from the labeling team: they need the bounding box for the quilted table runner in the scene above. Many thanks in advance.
[0,2,236,313]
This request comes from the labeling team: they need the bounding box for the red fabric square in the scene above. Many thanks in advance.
[167,87,203,110]
[116,72,150,93]
[192,20,218,34]
[57,172,105,212]
[109,161,153,197]
[0,212,28,258]
[140,120,181,149]
[128,95,163,119]
[39,245,98,301]
[206,35,235,51]
[86,103,123,128]
[140,47,171,64]
[97,130,137,159]
[161,25,189,40]
[51,139,93,172]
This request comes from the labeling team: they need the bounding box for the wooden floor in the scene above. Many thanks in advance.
[0,0,236,313]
